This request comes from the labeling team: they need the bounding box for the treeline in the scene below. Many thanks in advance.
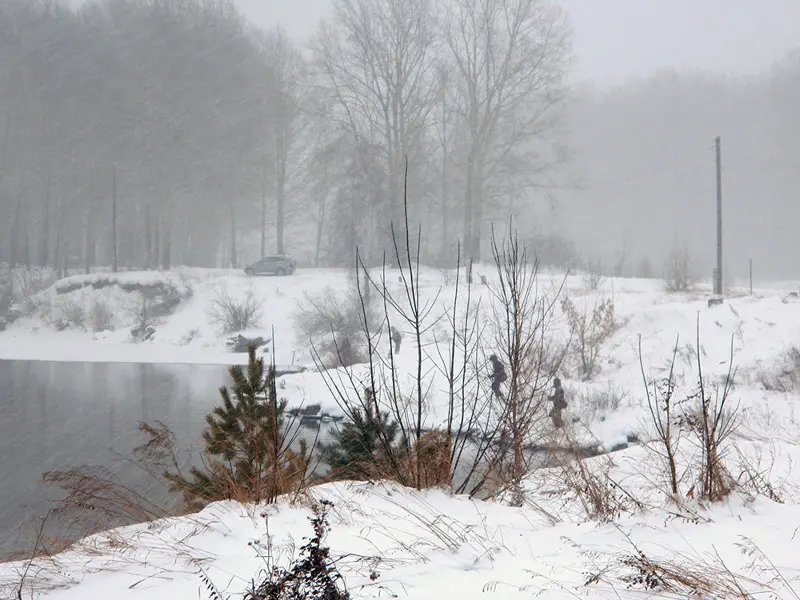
[563,54,800,280]
[0,0,278,271]
[0,0,573,272]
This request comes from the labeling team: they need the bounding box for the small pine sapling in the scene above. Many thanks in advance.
[165,345,309,507]
[318,388,405,481]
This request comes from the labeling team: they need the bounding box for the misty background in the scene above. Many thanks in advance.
[2,0,799,281]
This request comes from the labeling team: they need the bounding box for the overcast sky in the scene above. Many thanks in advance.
[234,0,800,86]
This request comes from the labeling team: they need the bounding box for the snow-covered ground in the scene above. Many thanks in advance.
[2,465,800,599]
[2,266,800,447]
[2,266,800,598]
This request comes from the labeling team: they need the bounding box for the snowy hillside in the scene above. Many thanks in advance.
[2,462,800,599]
[2,266,800,598]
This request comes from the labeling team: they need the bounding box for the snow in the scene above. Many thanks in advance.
[2,475,800,599]
[2,266,800,597]
[3,267,800,446]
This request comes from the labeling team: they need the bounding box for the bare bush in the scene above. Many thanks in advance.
[295,282,378,368]
[639,335,681,499]
[208,287,263,334]
[313,168,500,496]
[640,318,739,503]
[561,293,617,380]
[52,296,86,330]
[663,239,693,292]
[581,258,604,291]
[130,296,156,341]
[10,267,56,303]
[558,455,632,521]
[406,430,452,489]
[88,298,113,332]
[759,346,800,392]
[684,337,739,502]
[584,535,791,598]
[571,384,627,424]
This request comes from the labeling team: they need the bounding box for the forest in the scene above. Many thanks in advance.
[1,0,798,279]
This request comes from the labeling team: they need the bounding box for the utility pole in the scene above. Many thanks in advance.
[714,136,723,296]
[112,164,118,273]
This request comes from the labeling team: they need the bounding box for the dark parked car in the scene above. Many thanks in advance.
[244,255,297,277]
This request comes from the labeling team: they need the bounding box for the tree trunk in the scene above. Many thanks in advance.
[161,225,171,271]
[276,129,286,255]
[61,238,69,279]
[276,169,285,255]
[154,220,161,271]
[261,164,267,258]
[54,194,63,277]
[314,185,326,268]
[229,203,238,268]
[84,209,94,275]
[463,159,474,268]
[10,198,22,267]
[39,178,50,267]
[111,165,118,273]
[144,204,152,269]
[22,221,30,269]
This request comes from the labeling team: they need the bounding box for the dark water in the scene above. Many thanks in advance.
[0,360,327,560]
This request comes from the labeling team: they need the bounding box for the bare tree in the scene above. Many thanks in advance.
[443,0,572,261]
[487,222,566,488]
[258,26,311,256]
[313,0,439,260]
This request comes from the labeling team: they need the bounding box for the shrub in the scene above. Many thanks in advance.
[559,455,630,521]
[406,430,452,489]
[488,224,567,485]
[52,296,86,330]
[640,320,739,503]
[10,267,57,303]
[208,287,262,334]
[295,283,378,368]
[663,240,693,292]
[318,389,405,481]
[759,346,800,392]
[561,294,617,380]
[88,298,113,332]
[244,500,350,600]
[161,346,309,508]
[581,258,604,291]
[571,384,627,424]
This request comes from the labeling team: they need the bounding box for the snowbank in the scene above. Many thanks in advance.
[2,469,799,599]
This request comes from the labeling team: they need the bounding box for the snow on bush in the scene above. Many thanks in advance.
[17,271,193,332]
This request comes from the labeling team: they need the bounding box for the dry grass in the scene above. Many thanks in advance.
[760,346,800,393]
[404,431,453,489]
[583,533,799,599]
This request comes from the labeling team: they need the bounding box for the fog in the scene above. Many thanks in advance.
[1,0,798,281]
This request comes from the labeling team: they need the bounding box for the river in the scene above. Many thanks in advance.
[0,360,327,560]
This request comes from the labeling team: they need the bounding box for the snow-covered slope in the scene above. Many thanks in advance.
[2,470,799,599]
[2,267,800,598]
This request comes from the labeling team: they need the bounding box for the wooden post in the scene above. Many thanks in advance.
[714,136,723,296]
[112,165,118,273]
